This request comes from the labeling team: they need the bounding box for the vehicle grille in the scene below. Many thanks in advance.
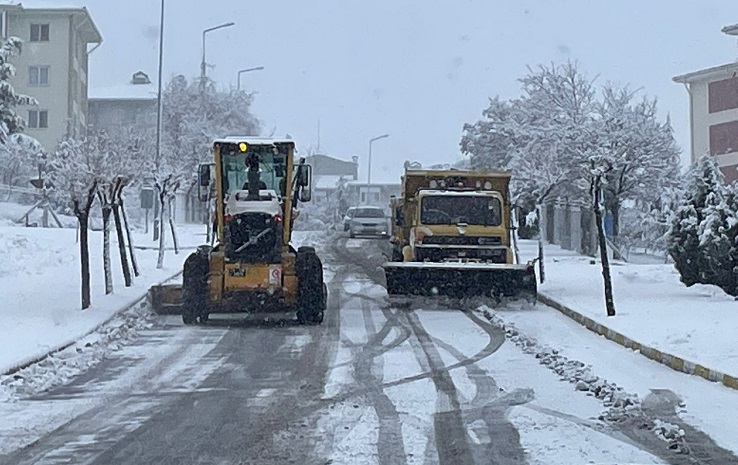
[416,247,507,263]
[421,235,502,246]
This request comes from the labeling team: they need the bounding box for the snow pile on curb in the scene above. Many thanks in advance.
[0,300,154,402]
[479,306,691,455]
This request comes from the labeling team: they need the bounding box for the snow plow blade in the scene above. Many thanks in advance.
[148,283,183,314]
[383,261,537,301]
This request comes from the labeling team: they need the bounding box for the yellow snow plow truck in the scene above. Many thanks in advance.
[149,137,327,325]
[383,168,537,302]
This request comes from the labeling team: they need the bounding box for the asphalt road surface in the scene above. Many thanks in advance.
[1,235,736,465]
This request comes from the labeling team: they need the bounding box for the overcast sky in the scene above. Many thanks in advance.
[72,1,738,182]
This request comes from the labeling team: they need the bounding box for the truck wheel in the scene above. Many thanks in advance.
[182,248,210,325]
[296,247,325,325]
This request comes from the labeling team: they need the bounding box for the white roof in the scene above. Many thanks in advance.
[672,62,738,84]
[314,175,348,190]
[216,137,294,146]
[88,84,157,100]
[0,1,87,9]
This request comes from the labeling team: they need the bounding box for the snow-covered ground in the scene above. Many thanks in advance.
[0,201,206,376]
[0,195,330,378]
[517,239,738,378]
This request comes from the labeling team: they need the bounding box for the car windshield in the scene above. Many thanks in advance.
[353,208,385,218]
[420,195,501,226]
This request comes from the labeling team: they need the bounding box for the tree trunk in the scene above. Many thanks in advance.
[593,176,616,317]
[119,197,140,277]
[79,213,92,309]
[157,195,167,269]
[168,196,179,254]
[112,201,132,287]
[153,193,160,242]
[101,203,113,295]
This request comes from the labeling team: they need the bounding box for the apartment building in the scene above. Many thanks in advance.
[0,2,102,150]
[673,23,738,183]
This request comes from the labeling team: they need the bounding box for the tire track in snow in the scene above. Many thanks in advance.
[404,311,476,465]
[353,296,408,465]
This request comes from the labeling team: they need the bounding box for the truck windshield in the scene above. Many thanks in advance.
[220,145,289,197]
[420,195,502,226]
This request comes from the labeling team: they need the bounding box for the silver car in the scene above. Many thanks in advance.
[348,206,388,238]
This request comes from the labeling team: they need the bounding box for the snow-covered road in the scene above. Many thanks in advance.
[0,235,736,464]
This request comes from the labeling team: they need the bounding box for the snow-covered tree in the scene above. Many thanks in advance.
[0,36,36,142]
[597,84,681,242]
[668,155,725,288]
[48,138,100,309]
[460,97,520,170]
[0,134,41,198]
[0,35,39,196]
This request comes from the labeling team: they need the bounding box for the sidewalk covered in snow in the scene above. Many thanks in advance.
[518,239,738,379]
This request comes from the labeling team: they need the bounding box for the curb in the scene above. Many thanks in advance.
[537,293,738,391]
[1,269,184,377]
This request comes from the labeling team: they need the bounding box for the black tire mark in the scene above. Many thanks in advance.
[404,311,475,465]
[353,295,408,465]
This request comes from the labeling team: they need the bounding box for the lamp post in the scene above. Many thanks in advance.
[200,21,235,87]
[153,0,166,241]
[237,66,264,91]
[367,133,389,205]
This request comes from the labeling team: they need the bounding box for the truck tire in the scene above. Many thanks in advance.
[296,246,325,325]
[182,247,210,325]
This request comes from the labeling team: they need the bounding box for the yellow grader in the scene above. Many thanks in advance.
[150,138,327,325]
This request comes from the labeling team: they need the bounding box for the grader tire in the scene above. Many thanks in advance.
[296,247,325,325]
[182,248,210,325]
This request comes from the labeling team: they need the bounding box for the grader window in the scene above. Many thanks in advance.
[220,144,288,197]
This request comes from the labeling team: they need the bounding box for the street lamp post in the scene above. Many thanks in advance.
[200,21,235,87]
[237,66,264,91]
[153,0,166,241]
[368,133,389,185]
[367,133,389,204]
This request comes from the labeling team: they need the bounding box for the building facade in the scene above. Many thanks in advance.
[88,71,157,133]
[673,24,738,183]
[1,2,102,150]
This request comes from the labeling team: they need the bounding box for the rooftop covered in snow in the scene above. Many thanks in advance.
[672,62,738,84]
[0,1,102,43]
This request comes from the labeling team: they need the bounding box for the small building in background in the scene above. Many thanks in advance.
[673,23,738,183]
[305,154,359,206]
[1,1,102,150]
[88,71,157,134]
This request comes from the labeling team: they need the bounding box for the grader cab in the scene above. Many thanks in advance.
[150,138,327,325]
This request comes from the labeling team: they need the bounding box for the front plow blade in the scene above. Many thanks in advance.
[148,283,183,314]
[383,262,537,301]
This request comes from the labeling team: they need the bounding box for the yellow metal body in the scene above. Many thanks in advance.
[390,169,515,264]
[208,140,299,310]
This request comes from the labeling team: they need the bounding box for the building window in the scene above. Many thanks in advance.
[28,66,49,86]
[30,24,49,42]
[708,77,738,113]
[709,120,738,155]
[28,110,48,129]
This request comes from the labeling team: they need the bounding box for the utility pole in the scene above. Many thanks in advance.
[153,0,165,241]
[367,134,389,203]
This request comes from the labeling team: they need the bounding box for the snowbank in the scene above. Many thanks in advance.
[0,218,206,376]
[517,240,738,378]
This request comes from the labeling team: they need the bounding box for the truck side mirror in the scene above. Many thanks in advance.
[297,164,312,202]
[198,163,212,202]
